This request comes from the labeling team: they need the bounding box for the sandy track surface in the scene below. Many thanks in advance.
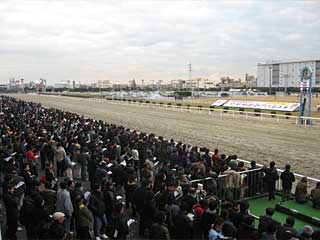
[12,94,320,178]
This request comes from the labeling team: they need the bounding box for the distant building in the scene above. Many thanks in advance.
[95,80,112,89]
[217,77,245,88]
[245,74,257,88]
[257,60,320,88]
[54,81,71,89]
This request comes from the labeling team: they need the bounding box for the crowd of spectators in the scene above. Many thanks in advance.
[0,96,319,240]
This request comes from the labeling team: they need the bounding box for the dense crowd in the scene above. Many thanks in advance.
[0,96,319,240]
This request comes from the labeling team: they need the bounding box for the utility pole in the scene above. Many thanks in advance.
[188,61,192,97]
[269,65,272,96]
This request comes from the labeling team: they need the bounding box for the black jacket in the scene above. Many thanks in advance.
[89,190,106,216]
[49,221,66,240]
[3,191,19,223]
[280,170,295,190]
[149,223,170,240]
[171,212,193,239]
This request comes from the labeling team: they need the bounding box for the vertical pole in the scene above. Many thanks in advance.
[299,80,303,122]
[308,76,312,124]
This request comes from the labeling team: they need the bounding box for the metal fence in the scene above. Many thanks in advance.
[85,97,320,127]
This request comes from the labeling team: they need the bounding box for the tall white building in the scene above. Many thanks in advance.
[257,60,320,88]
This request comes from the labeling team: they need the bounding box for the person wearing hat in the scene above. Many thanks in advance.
[295,177,308,203]
[3,183,19,240]
[298,225,314,240]
[50,212,67,240]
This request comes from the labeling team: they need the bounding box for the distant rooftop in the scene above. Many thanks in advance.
[257,59,320,66]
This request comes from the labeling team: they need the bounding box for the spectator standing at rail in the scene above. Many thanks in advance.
[280,164,295,201]
[264,161,279,201]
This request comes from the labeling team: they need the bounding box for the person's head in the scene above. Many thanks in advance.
[155,211,166,225]
[189,187,196,197]
[7,183,15,193]
[285,164,291,171]
[24,163,30,171]
[239,200,249,213]
[251,161,256,168]
[266,207,275,216]
[285,217,295,227]
[232,201,240,212]
[208,198,218,211]
[214,149,219,154]
[64,178,73,189]
[270,161,276,168]
[317,182,320,189]
[92,183,101,192]
[53,212,65,224]
[302,225,314,237]
[59,181,67,190]
[220,209,230,220]
[302,177,308,183]
[74,182,83,190]
[213,217,224,231]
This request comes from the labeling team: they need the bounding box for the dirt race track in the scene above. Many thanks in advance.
[12,94,320,178]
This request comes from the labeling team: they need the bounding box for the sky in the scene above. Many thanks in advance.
[0,0,320,85]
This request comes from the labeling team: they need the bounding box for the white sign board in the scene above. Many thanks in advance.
[223,100,299,112]
[211,99,228,106]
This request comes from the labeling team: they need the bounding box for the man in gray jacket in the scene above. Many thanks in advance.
[56,181,74,233]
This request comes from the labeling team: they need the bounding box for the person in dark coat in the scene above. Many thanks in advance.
[50,212,67,240]
[27,195,47,240]
[104,181,116,224]
[280,164,295,201]
[180,187,197,213]
[149,211,170,240]
[277,217,298,239]
[3,183,19,240]
[109,201,129,240]
[237,215,259,240]
[171,207,193,239]
[258,208,278,235]
[264,161,279,200]
[89,183,108,239]
[40,181,57,216]
[202,198,219,239]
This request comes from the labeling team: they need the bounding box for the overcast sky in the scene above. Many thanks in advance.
[0,0,320,84]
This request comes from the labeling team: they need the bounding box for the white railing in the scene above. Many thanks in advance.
[84,97,320,126]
